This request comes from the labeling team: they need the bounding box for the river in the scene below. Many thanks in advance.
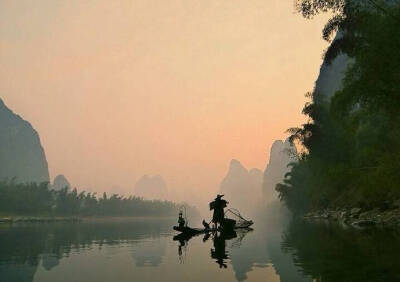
[1,202,399,282]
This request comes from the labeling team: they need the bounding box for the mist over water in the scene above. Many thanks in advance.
[1,200,400,282]
[1,202,396,282]
[0,203,296,282]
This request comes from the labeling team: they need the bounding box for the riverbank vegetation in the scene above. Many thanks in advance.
[0,180,199,218]
[277,1,400,213]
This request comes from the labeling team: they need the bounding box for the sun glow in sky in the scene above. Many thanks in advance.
[0,0,329,199]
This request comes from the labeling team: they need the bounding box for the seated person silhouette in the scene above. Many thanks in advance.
[178,211,185,228]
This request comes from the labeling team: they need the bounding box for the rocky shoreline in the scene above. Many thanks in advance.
[0,216,82,224]
[303,207,400,228]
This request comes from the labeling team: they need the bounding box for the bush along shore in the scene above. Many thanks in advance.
[0,216,82,224]
[303,201,400,228]
[275,3,400,220]
[0,180,200,222]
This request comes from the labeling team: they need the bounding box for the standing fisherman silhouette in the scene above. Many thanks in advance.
[209,194,228,229]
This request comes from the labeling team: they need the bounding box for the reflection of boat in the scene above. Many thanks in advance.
[173,226,204,235]
[173,224,253,269]
[173,226,253,242]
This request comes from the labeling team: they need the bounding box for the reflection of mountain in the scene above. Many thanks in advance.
[132,239,166,267]
[229,230,268,281]
[262,140,297,202]
[229,202,308,282]
[134,175,168,200]
[262,204,308,282]
[0,218,174,282]
[41,254,60,271]
[220,159,263,214]
[0,263,38,282]
[282,219,400,281]
[0,98,49,183]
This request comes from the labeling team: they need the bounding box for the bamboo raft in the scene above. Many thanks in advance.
[173,208,253,236]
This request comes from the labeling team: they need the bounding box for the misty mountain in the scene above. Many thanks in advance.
[220,159,263,214]
[0,98,49,183]
[314,54,349,100]
[134,175,168,200]
[52,174,71,191]
[314,33,351,101]
[262,139,297,202]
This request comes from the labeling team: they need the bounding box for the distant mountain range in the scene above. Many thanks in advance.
[134,174,169,200]
[52,174,71,191]
[219,139,297,213]
[0,96,299,211]
[0,98,49,183]
[220,159,263,214]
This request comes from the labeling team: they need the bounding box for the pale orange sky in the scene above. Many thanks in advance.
[0,0,329,198]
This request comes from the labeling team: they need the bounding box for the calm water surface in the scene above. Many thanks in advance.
[1,205,400,282]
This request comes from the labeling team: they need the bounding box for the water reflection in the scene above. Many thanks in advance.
[132,239,166,267]
[281,219,400,282]
[41,254,60,271]
[1,205,399,282]
[169,201,308,281]
[210,230,237,268]
[173,224,254,270]
[0,218,174,282]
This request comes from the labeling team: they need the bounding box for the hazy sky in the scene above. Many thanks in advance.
[0,0,329,198]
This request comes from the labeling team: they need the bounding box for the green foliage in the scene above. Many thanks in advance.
[296,0,395,63]
[0,180,199,218]
[277,3,400,213]
[0,180,53,214]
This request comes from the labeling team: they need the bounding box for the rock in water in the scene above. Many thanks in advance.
[220,159,263,214]
[0,98,49,183]
[134,175,168,200]
[52,174,71,191]
[262,139,297,202]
